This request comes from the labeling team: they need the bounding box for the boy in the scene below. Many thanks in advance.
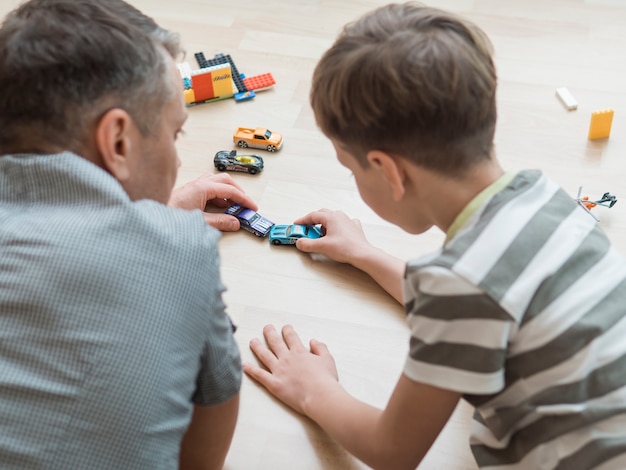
[243,3,626,469]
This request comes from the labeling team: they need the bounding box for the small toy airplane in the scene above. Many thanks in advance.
[575,187,617,221]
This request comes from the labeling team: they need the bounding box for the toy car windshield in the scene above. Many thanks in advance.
[236,208,258,222]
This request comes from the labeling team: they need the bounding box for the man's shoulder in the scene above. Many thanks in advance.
[129,199,219,251]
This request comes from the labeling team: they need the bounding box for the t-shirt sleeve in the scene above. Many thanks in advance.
[192,302,242,406]
[190,229,242,406]
[402,264,515,395]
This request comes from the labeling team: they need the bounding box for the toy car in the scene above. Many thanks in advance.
[225,204,275,237]
[233,127,283,152]
[214,150,264,175]
[269,224,324,245]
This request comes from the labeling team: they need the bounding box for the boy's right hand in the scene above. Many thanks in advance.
[293,209,373,264]
[295,208,406,304]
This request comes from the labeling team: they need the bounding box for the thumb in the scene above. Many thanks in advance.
[202,213,240,231]
[296,238,315,253]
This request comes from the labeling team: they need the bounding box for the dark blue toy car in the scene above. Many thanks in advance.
[268,224,324,245]
[214,150,264,175]
[225,204,275,237]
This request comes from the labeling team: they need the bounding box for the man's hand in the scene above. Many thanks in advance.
[243,324,340,416]
[169,173,258,231]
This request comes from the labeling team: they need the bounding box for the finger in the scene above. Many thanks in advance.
[263,324,290,357]
[310,338,331,357]
[295,237,322,253]
[293,208,332,226]
[281,325,307,352]
[248,337,279,369]
[198,172,248,193]
[202,213,240,231]
[242,361,277,389]
[206,197,232,209]
[204,184,258,211]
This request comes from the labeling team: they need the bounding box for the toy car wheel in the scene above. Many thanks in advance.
[249,168,258,175]
[272,239,281,245]
[237,141,248,148]
[216,164,226,171]
[267,145,276,152]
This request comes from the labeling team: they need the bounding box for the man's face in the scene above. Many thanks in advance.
[128,56,187,204]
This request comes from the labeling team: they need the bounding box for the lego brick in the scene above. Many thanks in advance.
[234,90,256,102]
[177,62,193,80]
[194,52,209,69]
[243,73,276,91]
[190,64,235,102]
[183,88,196,104]
[191,72,215,102]
[555,87,577,111]
[588,108,614,140]
[194,52,248,94]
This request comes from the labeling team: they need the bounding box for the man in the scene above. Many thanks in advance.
[0,0,253,467]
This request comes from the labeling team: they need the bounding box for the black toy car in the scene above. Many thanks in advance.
[214,150,264,175]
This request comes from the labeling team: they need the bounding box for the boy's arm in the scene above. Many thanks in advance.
[294,209,406,303]
[243,325,461,470]
[179,394,240,470]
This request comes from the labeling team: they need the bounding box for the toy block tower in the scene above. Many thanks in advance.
[190,63,234,103]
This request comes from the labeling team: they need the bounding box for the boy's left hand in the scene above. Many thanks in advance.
[243,324,340,416]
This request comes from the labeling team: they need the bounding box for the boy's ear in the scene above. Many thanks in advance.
[367,150,406,201]
[95,108,134,182]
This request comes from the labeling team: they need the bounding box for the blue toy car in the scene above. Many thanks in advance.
[225,204,275,237]
[268,224,324,245]
[214,150,264,175]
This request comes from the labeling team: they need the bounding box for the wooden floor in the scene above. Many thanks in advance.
[2,0,625,468]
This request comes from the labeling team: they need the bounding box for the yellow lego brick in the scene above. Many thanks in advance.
[588,108,614,140]
[183,88,196,104]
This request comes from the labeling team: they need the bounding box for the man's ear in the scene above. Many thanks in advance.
[95,108,134,182]
[366,150,406,201]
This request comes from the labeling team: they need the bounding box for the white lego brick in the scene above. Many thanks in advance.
[177,61,193,80]
[555,87,578,111]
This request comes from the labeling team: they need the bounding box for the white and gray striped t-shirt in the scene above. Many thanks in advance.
[403,170,626,470]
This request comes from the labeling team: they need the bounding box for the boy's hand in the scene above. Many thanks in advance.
[294,208,406,304]
[243,324,340,416]
[293,209,373,264]
[168,173,258,231]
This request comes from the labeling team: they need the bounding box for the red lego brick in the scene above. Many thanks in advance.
[191,72,215,102]
[243,73,276,91]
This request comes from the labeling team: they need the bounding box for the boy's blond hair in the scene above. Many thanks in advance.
[310,2,497,175]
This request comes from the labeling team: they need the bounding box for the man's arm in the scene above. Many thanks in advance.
[294,209,406,303]
[179,394,240,470]
[243,325,461,469]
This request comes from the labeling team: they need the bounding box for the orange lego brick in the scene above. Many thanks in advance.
[588,108,614,140]
[243,73,276,91]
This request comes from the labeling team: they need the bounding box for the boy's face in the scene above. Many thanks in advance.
[334,142,400,224]
[333,140,434,235]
